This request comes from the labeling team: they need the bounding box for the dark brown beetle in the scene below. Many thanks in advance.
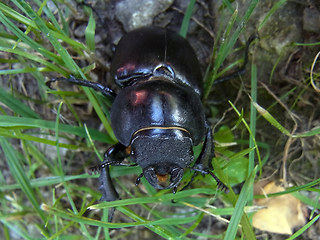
[48,27,236,219]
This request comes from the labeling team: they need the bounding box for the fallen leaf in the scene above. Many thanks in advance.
[252,180,306,235]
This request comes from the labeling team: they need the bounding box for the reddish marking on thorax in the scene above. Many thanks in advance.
[116,63,136,74]
[132,90,148,105]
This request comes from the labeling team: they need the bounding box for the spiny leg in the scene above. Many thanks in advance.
[213,34,258,85]
[98,164,117,222]
[90,143,131,221]
[46,75,116,99]
[188,121,227,191]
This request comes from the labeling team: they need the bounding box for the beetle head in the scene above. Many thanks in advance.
[142,164,184,189]
[130,128,194,189]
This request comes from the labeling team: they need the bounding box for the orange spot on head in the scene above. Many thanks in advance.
[157,173,169,183]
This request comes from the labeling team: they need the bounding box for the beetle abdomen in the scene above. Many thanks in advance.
[110,79,206,146]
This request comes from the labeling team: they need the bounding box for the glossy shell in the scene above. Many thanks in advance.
[110,79,206,146]
[110,27,203,96]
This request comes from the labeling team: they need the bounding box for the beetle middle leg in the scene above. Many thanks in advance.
[90,143,138,199]
[90,143,134,196]
[97,164,117,222]
[90,143,134,221]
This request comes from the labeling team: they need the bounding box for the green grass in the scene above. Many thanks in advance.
[0,0,319,239]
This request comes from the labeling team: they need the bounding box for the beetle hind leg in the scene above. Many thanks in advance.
[192,121,228,191]
[213,34,258,85]
[208,171,228,191]
[185,168,227,192]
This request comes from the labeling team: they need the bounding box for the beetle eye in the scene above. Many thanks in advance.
[153,64,175,79]
[170,167,181,179]
[170,167,184,184]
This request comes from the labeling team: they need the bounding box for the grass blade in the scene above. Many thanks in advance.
[0,136,47,222]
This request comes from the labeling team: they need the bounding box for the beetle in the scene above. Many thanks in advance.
[48,26,230,214]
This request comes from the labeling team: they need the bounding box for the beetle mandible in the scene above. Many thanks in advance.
[48,27,227,204]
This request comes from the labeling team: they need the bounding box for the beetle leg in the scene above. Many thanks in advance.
[94,143,131,198]
[135,173,144,186]
[89,143,132,173]
[98,164,118,222]
[195,121,215,169]
[98,164,119,202]
[103,143,131,165]
[95,143,130,221]
[192,121,227,191]
[89,143,131,221]
[46,75,117,100]
[213,34,258,85]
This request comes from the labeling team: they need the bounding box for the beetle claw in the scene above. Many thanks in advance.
[208,171,228,192]
[171,199,177,204]
[135,173,144,186]
[88,166,100,175]
[88,162,109,175]
[172,186,177,194]
[190,167,228,192]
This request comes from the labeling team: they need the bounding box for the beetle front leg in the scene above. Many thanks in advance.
[192,122,227,191]
[46,75,117,100]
